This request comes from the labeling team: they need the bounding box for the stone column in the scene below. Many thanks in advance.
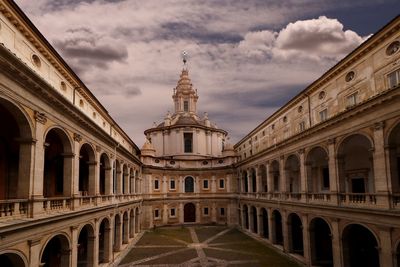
[280,156,286,195]
[178,203,184,223]
[114,216,122,252]
[31,112,47,214]
[372,122,390,208]
[87,234,96,267]
[247,169,251,193]
[299,149,307,201]
[94,147,101,196]
[163,205,168,224]
[104,226,112,263]
[301,214,311,265]
[116,168,122,195]
[268,208,274,243]
[256,166,262,193]
[70,225,79,267]
[331,219,341,267]
[29,238,42,267]
[266,161,273,195]
[328,138,339,204]
[282,210,289,252]
[88,160,98,197]
[379,227,393,267]
[196,202,201,223]
[212,202,217,223]
[72,134,82,209]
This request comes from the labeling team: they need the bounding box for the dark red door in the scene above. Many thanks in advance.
[184,203,196,223]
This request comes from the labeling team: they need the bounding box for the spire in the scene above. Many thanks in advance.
[172,51,199,115]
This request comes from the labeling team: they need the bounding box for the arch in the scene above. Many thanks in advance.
[309,217,333,267]
[337,134,374,194]
[184,203,196,223]
[0,251,27,267]
[287,213,303,255]
[271,210,283,245]
[259,164,267,192]
[250,168,257,192]
[242,204,249,229]
[135,207,140,233]
[306,146,330,193]
[78,224,95,266]
[184,176,194,193]
[43,127,73,198]
[250,206,258,233]
[270,160,280,192]
[98,217,111,264]
[99,153,111,195]
[122,164,128,194]
[342,224,379,267]
[388,121,400,192]
[285,154,300,193]
[79,143,96,196]
[243,171,249,193]
[0,97,33,200]
[261,208,269,238]
[40,234,71,267]
[114,214,122,252]
[129,209,135,238]
[122,211,129,244]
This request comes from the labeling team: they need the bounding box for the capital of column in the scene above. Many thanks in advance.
[73,133,82,142]
[373,121,385,131]
[34,110,47,124]
[327,138,336,145]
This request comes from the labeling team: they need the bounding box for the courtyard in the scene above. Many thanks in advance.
[119,226,302,267]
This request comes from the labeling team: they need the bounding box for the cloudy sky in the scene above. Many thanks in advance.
[15,0,398,146]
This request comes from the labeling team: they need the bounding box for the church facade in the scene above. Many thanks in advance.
[0,0,399,266]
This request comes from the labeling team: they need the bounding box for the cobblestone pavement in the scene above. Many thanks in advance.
[119,226,301,267]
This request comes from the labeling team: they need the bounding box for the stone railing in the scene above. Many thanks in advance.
[339,193,377,205]
[43,197,71,211]
[0,199,28,218]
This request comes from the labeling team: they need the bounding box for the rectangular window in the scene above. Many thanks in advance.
[154,209,160,218]
[204,207,209,215]
[184,100,189,111]
[170,179,175,190]
[388,69,400,88]
[203,179,209,189]
[220,207,225,216]
[184,133,193,153]
[299,121,306,132]
[346,92,358,108]
[170,208,176,217]
[319,109,328,122]
[154,179,159,190]
[219,179,225,189]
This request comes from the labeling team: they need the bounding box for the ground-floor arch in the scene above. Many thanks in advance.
[272,210,283,245]
[342,224,379,267]
[41,234,70,267]
[184,203,196,223]
[310,218,333,267]
[0,252,27,267]
[288,213,303,255]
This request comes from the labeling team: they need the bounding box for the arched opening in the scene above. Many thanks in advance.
[0,253,26,267]
[78,224,95,267]
[272,210,283,245]
[184,203,196,222]
[251,168,257,192]
[122,212,129,244]
[285,155,300,194]
[260,165,267,192]
[184,176,194,193]
[41,234,70,267]
[261,208,269,238]
[270,161,280,192]
[135,208,140,233]
[122,165,128,194]
[43,128,72,197]
[242,205,249,229]
[243,171,249,193]
[388,123,400,192]
[99,153,110,195]
[288,213,303,255]
[79,144,95,196]
[338,134,374,194]
[114,160,121,194]
[114,214,121,252]
[0,98,32,200]
[310,218,333,267]
[129,168,135,194]
[98,218,110,264]
[129,209,134,238]
[306,147,330,193]
[251,206,258,233]
[342,224,379,267]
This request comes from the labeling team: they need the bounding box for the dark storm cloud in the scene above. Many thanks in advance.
[159,22,243,44]
[208,84,305,108]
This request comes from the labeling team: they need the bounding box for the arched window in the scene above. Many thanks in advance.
[185,176,194,192]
